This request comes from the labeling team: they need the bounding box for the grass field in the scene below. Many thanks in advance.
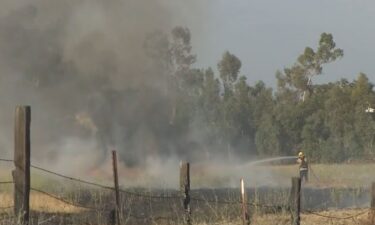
[191,163,375,188]
[270,163,375,188]
[1,163,375,224]
[0,192,372,225]
[0,192,83,214]
[0,198,371,225]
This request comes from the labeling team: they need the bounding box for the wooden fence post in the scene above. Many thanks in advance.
[109,209,116,225]
[371,182,375,225]
[180,161,191,225]
[112,150,121,225]
[12,106,31,225]
[290,177,301,225]
[240,178,250,225]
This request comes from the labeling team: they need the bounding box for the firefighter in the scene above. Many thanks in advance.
[297,151,308,182]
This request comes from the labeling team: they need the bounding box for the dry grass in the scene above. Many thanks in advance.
[193,209,371,225]
[0,190,372,224]
[266,163,375,188]
[189,163,375,188]
[0,192,83,214]
[300,209,371,225]
[1,163,375,224]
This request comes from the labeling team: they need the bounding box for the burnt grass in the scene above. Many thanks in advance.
[0,187,370,225]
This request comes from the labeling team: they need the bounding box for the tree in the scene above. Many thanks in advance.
[255,113,281,156]
[171,26,196,73]
[217,51,242,98]
[351,74,375,157]
[141,26,375,163]
[351,73,373,102]
[251,81,274,128]
[301,110,329,161]
[276,33,344,101]
[199,68,221,122]
[322,83,358,162]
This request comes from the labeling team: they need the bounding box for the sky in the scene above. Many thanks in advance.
[185,0,375,87]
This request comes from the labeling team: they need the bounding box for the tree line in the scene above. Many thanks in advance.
[144,27,375,163]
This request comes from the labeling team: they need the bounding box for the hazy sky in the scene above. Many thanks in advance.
[187,0,375,87]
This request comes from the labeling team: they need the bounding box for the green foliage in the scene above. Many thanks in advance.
[255,114,281,156]
[144,28,375,163]
[217,51,242,98]
[276,33,344,101]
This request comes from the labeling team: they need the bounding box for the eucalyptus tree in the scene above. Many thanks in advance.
[276,33,343,102]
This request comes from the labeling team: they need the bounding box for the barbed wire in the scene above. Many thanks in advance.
[304,209,369,220]
[0,158,299,207]
[0,158,13,163]
[127,213,177,221]
[1,158,287,207]
[2,158,113,192]
[190,196,236,205]
[190,196,289,210]
[0,206,13,210]
[32,164,184,199]
[0,216,15,223]
[30,162,181,199]
[30,165,114,191]
[1,157,369,221]
[0,181,13,185]
[37,215,57,225]
[30,187,110,212]
[120,189,181,199]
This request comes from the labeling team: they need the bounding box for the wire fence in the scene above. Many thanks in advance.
[304,209,370,220]
[30,164,114,191]
[126,213,178,221]
[0,206,13,210]
[0,159,13,163]
[189,195,289,210]
[0,181,13,185]
[30,187,109,212]
[1,157,374,224]
[1,157,282,208]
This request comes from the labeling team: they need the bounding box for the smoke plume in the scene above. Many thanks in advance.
[0,0,212,177]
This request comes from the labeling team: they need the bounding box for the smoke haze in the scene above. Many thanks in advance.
[0,1,301,189]
[0,0,215,179]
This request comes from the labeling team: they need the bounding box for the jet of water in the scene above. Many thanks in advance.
[245,156,298,166]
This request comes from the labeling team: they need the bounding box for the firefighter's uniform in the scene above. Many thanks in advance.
[297,152,308,182]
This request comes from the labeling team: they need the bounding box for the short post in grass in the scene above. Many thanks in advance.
[371,182,375,224]
[109,209,116,225]
[290,177,301,225]
[12,106,31,225]
[112,150,121,225]
[240,178,250,225]
[180,161,191,225]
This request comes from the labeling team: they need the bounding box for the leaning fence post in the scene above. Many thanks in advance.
[12,106,31,225]
[290,177,301,225]
[180,161,191,225]
[240,178,250,225]
[112,150,121,225]
[371,182,375,225]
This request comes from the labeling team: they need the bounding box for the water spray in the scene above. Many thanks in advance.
[245,156,298,166]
